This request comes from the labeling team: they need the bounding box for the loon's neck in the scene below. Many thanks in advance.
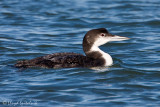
[83,44,113,66]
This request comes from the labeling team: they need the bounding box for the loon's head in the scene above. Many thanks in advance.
[83,28,129,61]
[83,28,129,50]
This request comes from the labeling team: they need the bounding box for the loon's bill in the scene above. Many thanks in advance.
[110,35,130,41]
[15,28,129,69]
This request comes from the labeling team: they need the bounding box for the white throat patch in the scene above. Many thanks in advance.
[94,36,110,47]
[90,45,113,66]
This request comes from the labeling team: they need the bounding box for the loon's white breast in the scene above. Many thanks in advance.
[15,28,129,69]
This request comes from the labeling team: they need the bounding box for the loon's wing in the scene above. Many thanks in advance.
[42,52,86,68]
[15,52,96,68]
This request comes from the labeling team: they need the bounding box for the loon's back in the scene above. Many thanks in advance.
[15,52,105,69]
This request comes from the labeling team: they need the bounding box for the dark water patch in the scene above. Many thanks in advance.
[37,45,56,48]
[145,19,160,27]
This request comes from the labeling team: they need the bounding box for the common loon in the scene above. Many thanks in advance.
[15,28,129,69]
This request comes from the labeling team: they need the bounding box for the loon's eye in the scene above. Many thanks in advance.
[101,33,105,37]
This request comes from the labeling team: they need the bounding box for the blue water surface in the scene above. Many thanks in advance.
[0,0,160,106]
